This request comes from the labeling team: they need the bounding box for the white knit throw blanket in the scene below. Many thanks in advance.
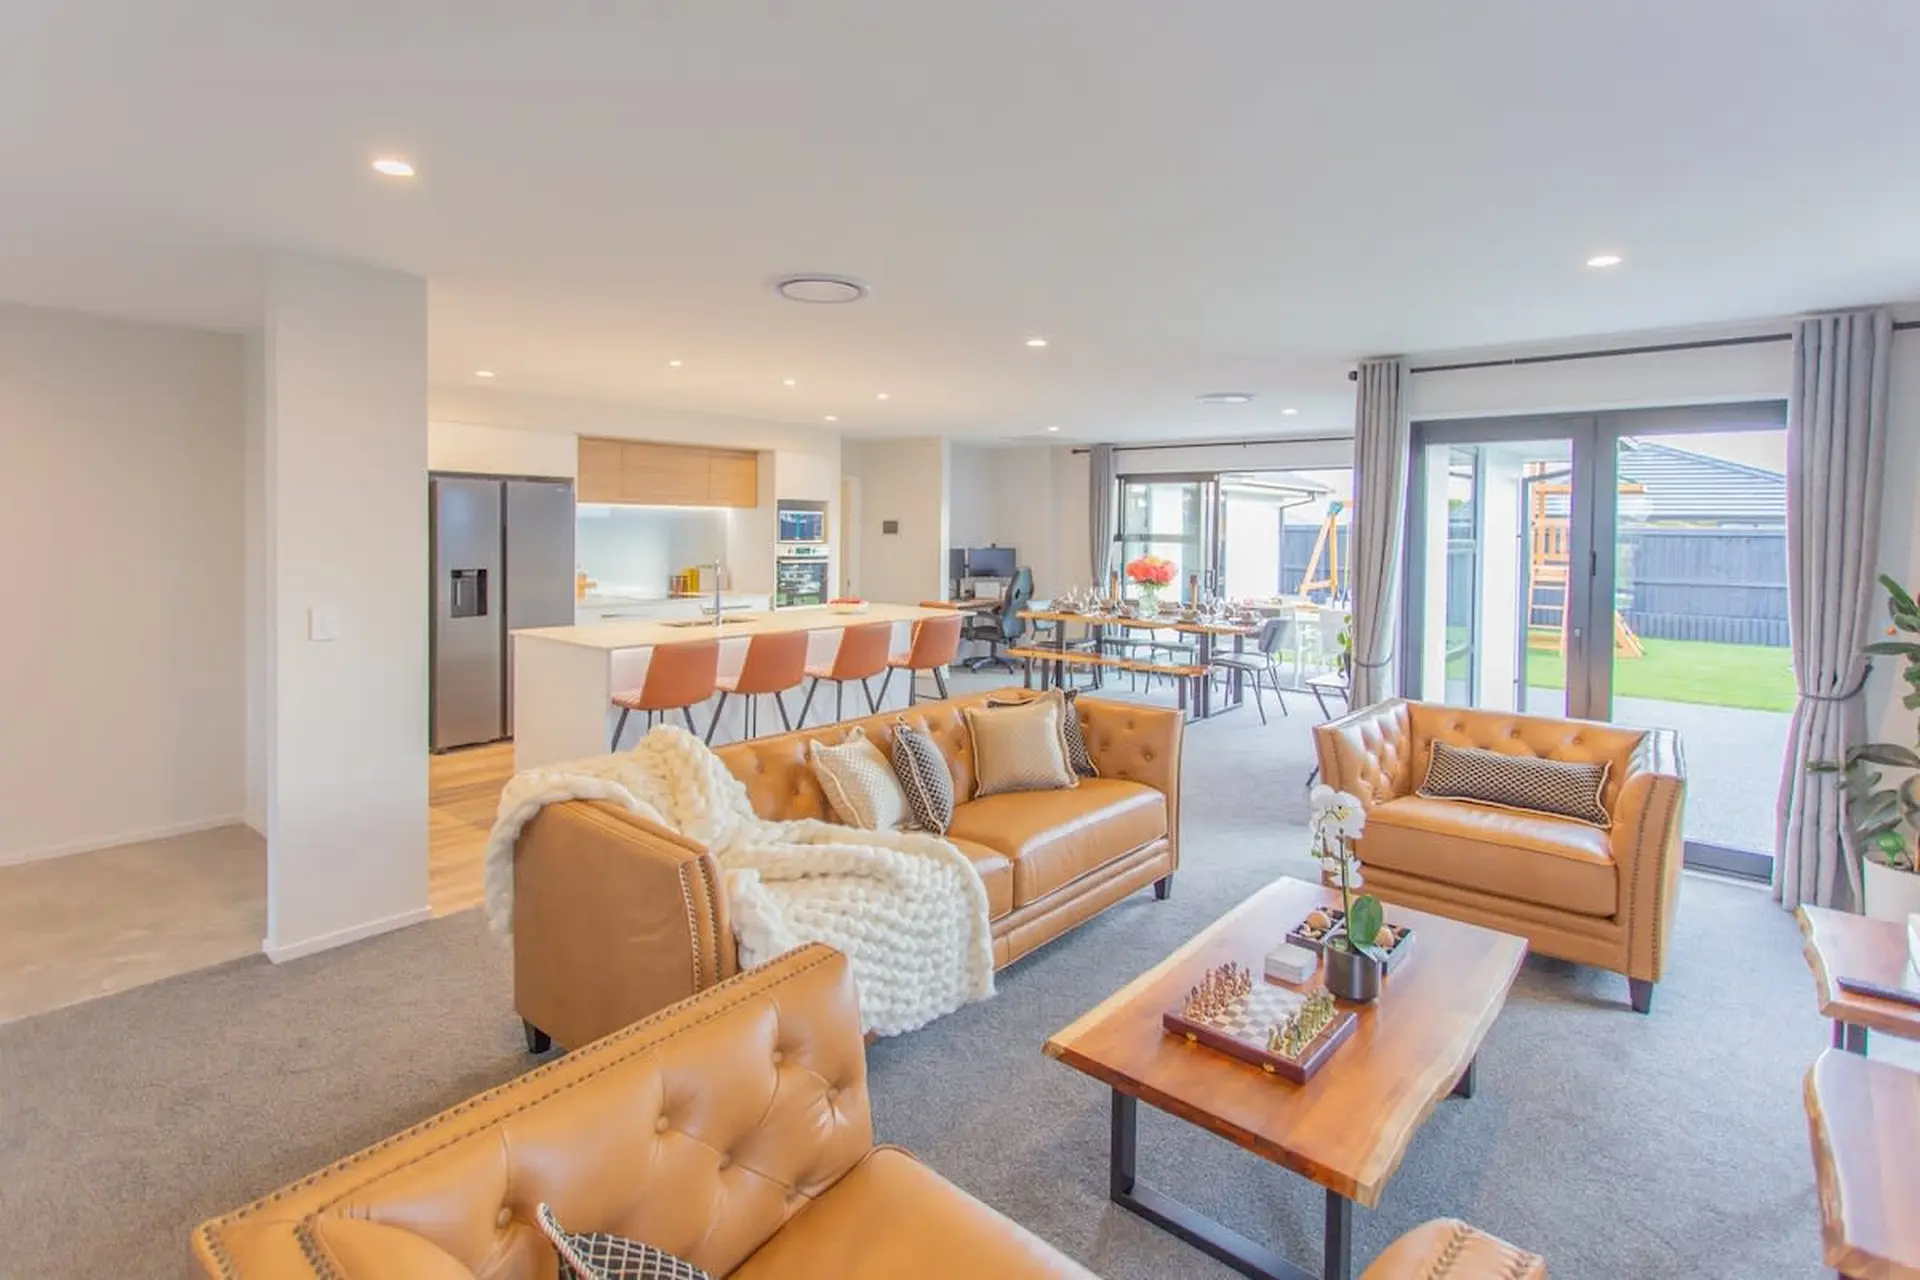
[484,725,995,1037]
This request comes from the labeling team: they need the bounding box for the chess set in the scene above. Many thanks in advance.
[1161,962,1357,1084]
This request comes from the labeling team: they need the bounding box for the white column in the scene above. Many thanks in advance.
[1478,452,1523,712]
[259,256,430,961]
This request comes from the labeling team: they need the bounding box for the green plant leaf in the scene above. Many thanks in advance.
[1903,690,1920,710]
[1881,574,1918,616]
[1345,894,1384,950]
[1866,641,1920,658]
[1852,744,1920,769]
[1876,830,1909,860]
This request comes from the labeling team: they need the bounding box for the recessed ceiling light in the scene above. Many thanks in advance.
[1025,337,1050,348]
[370,157,415,178]
[775,274,869,304]
[1281,407,1298,415]
[1045,425,1060,432]
[1197,392,1255,405]
[475,369,496,378]
[783,378,797,387]
[823,414,839,422]
[1586,253,1623,268]
[876,392,890,400]
[667,359,683,368]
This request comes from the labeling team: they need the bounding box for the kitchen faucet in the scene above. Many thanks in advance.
[707,560,725,624]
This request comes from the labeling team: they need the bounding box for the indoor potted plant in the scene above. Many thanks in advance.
[1124,554,1176,615]
[1815,573,1920,921]
[1310,786,1388,1002]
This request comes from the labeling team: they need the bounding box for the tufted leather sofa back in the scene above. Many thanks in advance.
[716,692,1018,817]
[194,947,872,1279]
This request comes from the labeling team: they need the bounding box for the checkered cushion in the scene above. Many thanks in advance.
[1417,740,1611,828]
[890,717,955,833]
[536,1204,712,1280]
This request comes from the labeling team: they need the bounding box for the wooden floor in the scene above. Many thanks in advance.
[0,746,516,1026]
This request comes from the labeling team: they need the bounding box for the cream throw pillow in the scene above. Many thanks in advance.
[964,693,1077,798]
[808,727,909,830]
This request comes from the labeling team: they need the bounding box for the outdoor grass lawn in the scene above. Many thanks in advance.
[1525,635,1796,713]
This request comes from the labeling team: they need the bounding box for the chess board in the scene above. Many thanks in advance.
[1162,982,1356,1084]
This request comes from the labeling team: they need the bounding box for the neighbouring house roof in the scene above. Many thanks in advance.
[1529,440,1785,527]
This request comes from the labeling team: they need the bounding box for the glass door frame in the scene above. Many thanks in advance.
[1401,400,1789,881]
[1116,471,1222,599]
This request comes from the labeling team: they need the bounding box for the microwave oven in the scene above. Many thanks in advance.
[776,500,827,545]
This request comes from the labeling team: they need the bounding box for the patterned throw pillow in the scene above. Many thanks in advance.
[987,688,1098,778]
[807,727,908,829]
[1417,741,1612,828]
[964,694,1077,798]
[890,718,956,833]
[535,1204,712,1280]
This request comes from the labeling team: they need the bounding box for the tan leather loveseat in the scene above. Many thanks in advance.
[1314,698,1684,1013]
[192,946,1101,1279]
[513,691,1182,1053]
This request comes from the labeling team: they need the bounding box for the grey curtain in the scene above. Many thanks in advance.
[1348,358,1410,706]
[1088,443,1117,589]
[1775,309,1893,912]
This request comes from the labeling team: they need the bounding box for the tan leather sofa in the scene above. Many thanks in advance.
[1314,698,1684,1013]
[513,691,1183,1053]
[192,946,1101,1279]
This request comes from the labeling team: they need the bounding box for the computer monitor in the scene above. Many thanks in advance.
[968,546,1016,579]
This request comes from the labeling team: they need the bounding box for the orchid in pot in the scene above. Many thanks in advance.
[1310,785,1388,1002]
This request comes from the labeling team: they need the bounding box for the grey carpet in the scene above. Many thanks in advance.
[0,703,1828,1278]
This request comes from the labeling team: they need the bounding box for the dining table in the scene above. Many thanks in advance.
[1017,608,1261,719]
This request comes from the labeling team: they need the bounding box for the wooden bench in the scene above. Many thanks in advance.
[1006,646,1208,713]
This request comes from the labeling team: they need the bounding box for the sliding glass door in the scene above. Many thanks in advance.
[1404,403,1789,877]
[1117,475,1215,600]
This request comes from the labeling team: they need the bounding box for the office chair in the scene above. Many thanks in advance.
[962,567,1033,672]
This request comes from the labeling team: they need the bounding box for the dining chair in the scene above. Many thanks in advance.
[1208,617,1291,724]
[705,630,810,743]
[609,639,721,749]
[797,621,894,725]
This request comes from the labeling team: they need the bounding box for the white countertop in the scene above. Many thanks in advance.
[517,602,955,651]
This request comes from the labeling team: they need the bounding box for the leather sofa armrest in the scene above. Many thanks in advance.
[513,799,737,1053]
[1312,698,1414,807]
[1078,698,1183,865]
[1610,727,1686,983]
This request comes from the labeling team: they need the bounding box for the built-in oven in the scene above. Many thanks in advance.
[776,499,828,545]
[774,554,830,609]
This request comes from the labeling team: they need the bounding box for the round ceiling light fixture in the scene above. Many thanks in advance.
[1197,392,1256,405]
[775,274,869,304]
[1586,253,1623,268]
[370,156,416,178]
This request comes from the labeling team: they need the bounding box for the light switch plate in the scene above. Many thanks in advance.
[308,606,341,642]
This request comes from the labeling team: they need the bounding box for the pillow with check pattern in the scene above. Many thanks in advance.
[987,688,1098,777]
[535,1204,712,1280]
[890,717,955,833]
[807,727,908,830]
[965,692,1077,798]
[1417,741,1612,828]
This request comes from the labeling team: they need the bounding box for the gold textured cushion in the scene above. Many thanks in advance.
[963,694,1076,799]
[808,727,908,829]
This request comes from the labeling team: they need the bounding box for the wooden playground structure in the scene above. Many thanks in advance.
[1526,477,1643,658]
[1297,500,1348,598]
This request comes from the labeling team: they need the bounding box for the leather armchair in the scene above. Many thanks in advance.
[1315,698,1684,1013]
[192,946,1099,1279]
[514,691,1184,1054]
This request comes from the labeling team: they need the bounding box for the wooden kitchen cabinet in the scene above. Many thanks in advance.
[576,437,760,508]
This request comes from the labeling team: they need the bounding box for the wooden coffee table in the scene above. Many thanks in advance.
[1044,876,1528,1280]
[1805,1048,1920,1278]
[1797,905,1920,1055]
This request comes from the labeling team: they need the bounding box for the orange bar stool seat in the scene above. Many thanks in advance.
[796,621,894,726]
[878,612,962,706]
[707,630,810,743]
[609,639,720,750]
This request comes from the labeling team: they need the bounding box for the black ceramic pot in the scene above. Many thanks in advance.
[1323,944,1382,1003]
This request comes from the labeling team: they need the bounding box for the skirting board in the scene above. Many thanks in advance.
[262,905,433,965]
[0,812,249,868]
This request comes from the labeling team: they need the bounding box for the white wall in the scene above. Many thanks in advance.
[841,437,949,603]
[947,443,995,550]
[427,420,577,478]
[0,302,245,864]
[576,507,730,595]
[261,257,429,961]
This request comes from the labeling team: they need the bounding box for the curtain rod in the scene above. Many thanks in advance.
[1351,319,1919,379]
[1070,433,1353,456]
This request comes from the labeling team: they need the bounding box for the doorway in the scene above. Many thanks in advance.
[1403,402,1790,877]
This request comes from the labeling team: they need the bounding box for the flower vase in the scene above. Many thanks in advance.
[1323,944,1381,1003]
[1137,584,1162,616]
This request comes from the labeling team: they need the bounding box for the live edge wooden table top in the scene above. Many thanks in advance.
[1804,1048,1920,1280]
[1797,905,1920,1051]
[1046,877,1527,1210]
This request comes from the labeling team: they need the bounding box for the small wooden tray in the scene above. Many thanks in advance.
[1287,910,1416,975]
[1162,984,1357,1084]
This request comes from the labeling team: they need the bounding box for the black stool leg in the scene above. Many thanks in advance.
[834,681,845,721]
[610,708,630,751]
[797,678,820,727]
[933,666,949,699]
[704,691,729,744]
[774,690,794,731]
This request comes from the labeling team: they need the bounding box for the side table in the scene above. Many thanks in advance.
[1797,905,1920,1055]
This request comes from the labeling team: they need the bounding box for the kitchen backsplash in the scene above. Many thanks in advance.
[575,505,731,596]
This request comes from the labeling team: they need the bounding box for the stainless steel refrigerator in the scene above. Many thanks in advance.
[430,475,576,751]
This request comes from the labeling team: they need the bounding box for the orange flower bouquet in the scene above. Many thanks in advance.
[1125,554,1176,613]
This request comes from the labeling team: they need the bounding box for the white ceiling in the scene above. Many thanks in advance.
[1,1,1916,442]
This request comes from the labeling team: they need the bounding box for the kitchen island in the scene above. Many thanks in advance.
[511,602,957,769]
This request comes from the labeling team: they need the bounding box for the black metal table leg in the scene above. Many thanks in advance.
[1832,1020,1869,1054]
[1107,1089,1348,1280]
[1451,1056,1477,1099]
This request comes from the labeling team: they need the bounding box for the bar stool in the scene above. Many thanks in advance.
[797,621,894,726]
[609,639,720,750]
[705,630,810,744]
[878,612,962,706]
